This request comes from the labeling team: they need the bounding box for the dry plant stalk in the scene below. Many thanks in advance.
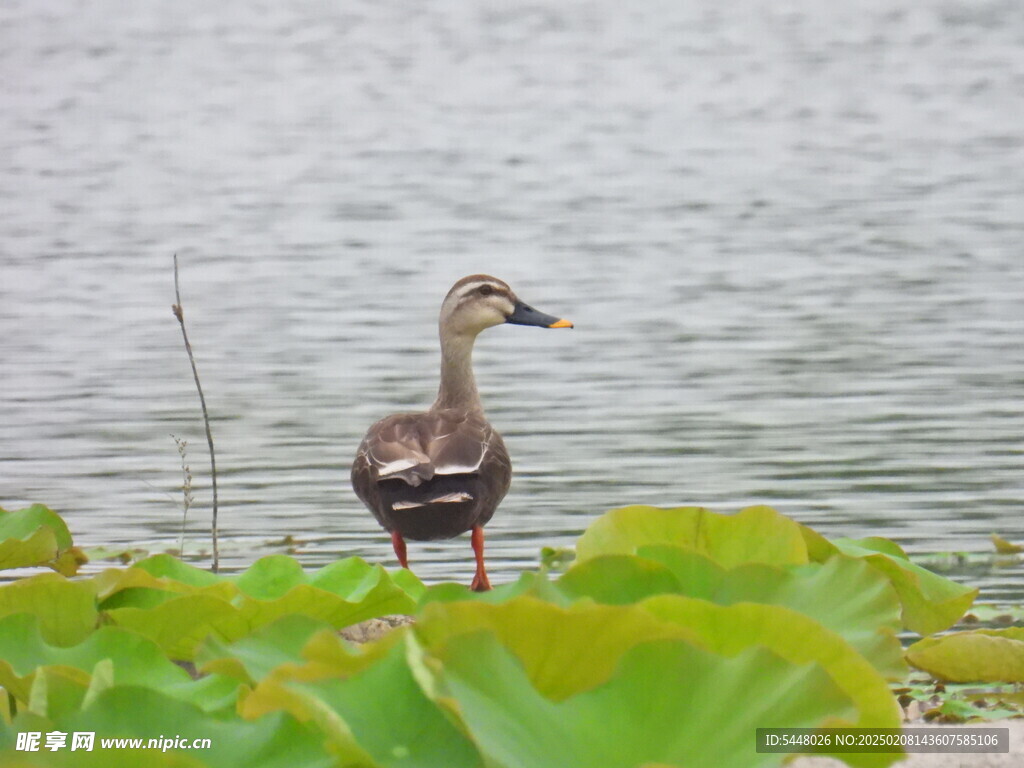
[172,434,193,556]
[172,254,220,572]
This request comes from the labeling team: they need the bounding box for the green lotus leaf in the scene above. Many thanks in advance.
[421,581,508,605]
[165,674,247,716]
[93,567,238,610]
[420,630,860,768]
[106,569,417,660]
[639,595,901,742]
[243,634,482,768]
[90,554,239,613]
[0,686,336,768]
[559,548,905,679]
[104,594,250,661]
[236,627,405,764]
[390,568,427,600]
[417,594,897,765]
[906,628,1024,682]
[830,538,977,635]
[0,573,97,646]
[716,557,904,679]
[0,504,79,574]
[420,571,572,608]
[0,525,58,572]
[557,555,683,604]
[846,537,910,559]
[667,548,902,677]
[26,664,92,720]
[232,555,424,603]
[415,597,703,701]
[298,625,405,676]
[234,624,405,703]
[82,658,115,710]
[233,555,308,598]
[0,504,73,550]
[238,581,415,636]
[0,613,190,704]
[634,545,726,598]
[0,610,243,716]
[798,521,840,561]
[576,505,809,568]
[309,557,424,602]
[99,586,191,611]
[95,556,420,630]
[240,678,380,767]
[195,614,334,684]
[131,554,224,586]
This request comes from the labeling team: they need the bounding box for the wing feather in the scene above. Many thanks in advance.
[351,408,513,533]
[353,409,494,488]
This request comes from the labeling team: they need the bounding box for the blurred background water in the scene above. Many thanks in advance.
[1,0,1022,598]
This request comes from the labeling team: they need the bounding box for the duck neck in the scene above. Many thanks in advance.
[433,331,483,413]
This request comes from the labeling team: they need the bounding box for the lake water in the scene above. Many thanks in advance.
[1,0,1022,600]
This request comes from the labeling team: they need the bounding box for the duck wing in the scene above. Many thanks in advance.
[352,409,511,506]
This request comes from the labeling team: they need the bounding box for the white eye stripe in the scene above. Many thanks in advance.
[455,282,511,302]
[457,281,495,296]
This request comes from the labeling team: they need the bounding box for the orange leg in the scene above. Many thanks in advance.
[469,525,491,592]
[391,529,409,569]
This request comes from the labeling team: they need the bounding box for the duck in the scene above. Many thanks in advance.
[351,274,572,591]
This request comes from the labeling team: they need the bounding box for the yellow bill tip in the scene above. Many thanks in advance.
[548,318,574,329]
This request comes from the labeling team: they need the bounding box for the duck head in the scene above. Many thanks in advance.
[439,274,573,338]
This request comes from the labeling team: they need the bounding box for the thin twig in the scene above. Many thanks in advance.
[172,254,220,572]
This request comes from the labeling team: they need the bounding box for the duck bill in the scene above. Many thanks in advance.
[506,300,573,329]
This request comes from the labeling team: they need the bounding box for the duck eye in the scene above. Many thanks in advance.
[478,285,494,296]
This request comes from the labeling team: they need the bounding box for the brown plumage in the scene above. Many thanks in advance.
[351,274,572,590]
